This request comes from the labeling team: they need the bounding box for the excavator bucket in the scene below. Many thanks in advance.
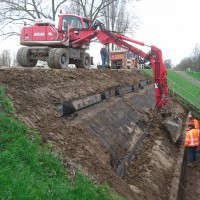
[164,117,182,143]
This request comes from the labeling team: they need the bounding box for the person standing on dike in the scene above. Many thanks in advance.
[100,45,108,70]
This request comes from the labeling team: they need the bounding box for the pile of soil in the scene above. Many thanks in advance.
[0,67,187,199]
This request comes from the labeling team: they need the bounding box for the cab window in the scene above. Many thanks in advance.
[83,20,89,28]
[62,16,82,30]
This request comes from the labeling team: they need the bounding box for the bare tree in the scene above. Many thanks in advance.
[0,0,140,38]
[176,44,200,72]
[102,0,138,33]
[67,0,118,21]
[175,57,193,71]
[0,49,11,67]
[164,59,173,69]
[191,43,200,71]
[12,53,20,67]
[0,0,68,39]
[69,0,139,34]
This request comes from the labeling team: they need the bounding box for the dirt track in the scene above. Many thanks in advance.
[175,71,200,88]
[0,67,190,199]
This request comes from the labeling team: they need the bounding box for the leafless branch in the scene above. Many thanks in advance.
[0,0,70,39]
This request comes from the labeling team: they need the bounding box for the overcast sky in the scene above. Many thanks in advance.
[1,0,200,66]
[134,0,200,65]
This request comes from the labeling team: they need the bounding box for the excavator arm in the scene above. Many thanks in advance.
[69,20,168,110]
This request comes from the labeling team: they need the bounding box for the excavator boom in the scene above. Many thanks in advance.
[69,23,168,110]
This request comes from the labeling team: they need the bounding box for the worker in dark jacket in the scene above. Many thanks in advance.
[100,45,108,70]
[184,123,200,167]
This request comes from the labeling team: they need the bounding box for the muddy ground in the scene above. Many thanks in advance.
[0,67,195,200]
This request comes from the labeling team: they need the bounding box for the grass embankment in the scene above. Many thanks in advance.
[167,71,200,108]
[186,71,200,81]
[0,86,124,200]
[142,69,200,109]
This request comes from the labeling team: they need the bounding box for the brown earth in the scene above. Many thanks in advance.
[0,67,192,200]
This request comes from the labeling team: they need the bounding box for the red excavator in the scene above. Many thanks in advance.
[17,13,168,111]
[17,13,182,142]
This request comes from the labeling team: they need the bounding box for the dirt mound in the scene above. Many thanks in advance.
[0,67,187,199]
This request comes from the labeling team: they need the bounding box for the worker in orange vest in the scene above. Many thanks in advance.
[188,114,199,130]
[184,123,199,167]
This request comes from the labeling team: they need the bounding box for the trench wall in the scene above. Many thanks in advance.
[75,85,155,176]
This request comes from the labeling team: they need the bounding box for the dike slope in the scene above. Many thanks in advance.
[0,68,186,200]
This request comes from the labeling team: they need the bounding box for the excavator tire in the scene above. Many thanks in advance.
[47,48,57,68]
[53,48,69,69]
[17,47,37,67]
[75,53,91,69]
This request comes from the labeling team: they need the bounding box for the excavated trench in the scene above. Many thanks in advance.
[67,85,155,177]
[58,83,187,200]
[0,68,188,200]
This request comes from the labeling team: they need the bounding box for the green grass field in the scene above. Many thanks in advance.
[142,69,200,109]
[186,71,200,81]
[0,86,124,200]
[167,70,200,108]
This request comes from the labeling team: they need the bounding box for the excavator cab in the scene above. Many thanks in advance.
[61,15,82,30]
[58,14,92,31]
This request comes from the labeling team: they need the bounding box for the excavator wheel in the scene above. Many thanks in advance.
[53,48,69,69]
[47,48,57,68]
[17,47,37,67]
[75,53,91,69]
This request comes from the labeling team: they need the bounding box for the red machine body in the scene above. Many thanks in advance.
[17,14,168,110]
[20,14,92,47]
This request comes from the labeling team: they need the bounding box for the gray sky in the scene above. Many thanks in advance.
[134,0,200,65]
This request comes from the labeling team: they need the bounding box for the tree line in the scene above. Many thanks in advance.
[0,49,19,67]
[175,43,200,72]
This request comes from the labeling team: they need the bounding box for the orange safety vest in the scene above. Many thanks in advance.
[184,128,199,147]
[194,119,199,129]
